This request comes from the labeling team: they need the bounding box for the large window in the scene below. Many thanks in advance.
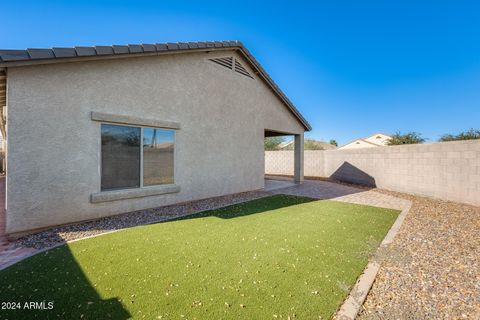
[101,124,174,191]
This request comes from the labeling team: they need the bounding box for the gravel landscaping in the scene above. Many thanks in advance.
[360,190,480,319]
[14,190,269,250]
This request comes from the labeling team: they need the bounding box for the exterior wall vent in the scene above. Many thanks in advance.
[209,57,254,79]
[209,57,233,70]
[234,59,254,79]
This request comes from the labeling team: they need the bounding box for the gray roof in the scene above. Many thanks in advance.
[0,40,311,131]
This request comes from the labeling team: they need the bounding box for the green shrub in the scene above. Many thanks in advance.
[264,137,285,150]
[386,132,426,145]
[439,129,480,142]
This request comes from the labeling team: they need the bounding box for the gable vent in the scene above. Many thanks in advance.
[234,59,254,79]
[209,56,254,79]
[209,57,233,70]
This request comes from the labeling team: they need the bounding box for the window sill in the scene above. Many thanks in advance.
[90,184,180,203]
[91,112,180,129]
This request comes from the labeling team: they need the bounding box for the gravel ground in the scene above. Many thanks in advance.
[359,189,480,319]
[14,190,269,250]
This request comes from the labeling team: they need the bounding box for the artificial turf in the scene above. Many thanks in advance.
[0,195,399,319]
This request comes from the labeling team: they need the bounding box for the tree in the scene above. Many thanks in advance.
[281,139,335,150]
[329,139,338,147]
[386,132,425,145]
[264,137,285,150]
[304,139,325,150]
[439,129,480,142]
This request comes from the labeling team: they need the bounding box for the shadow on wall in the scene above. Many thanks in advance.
[330,162,377,188]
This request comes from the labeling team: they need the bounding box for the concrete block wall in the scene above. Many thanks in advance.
[265,150,325,177]
[265,151,294,176]
[265,140,480,206]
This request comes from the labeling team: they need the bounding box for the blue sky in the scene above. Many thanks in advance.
[1,1,479,145]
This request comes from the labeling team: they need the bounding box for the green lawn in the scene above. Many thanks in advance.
[0,195,399,319]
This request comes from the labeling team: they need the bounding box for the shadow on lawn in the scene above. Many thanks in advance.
[0,245,130,319]
[171,194,317,221]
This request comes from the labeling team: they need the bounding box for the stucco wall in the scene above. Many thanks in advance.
[265,140,480,206]
[6,50,305,233]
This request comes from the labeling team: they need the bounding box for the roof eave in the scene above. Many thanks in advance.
[0,41,311,131]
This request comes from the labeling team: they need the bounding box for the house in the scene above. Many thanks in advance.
[0,41,311,235]
[338,133,391,150]
[279,139,336,150]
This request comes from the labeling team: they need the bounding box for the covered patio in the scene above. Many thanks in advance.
[264,129,304,186]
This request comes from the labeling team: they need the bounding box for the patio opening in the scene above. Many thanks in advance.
[264,129,304,191]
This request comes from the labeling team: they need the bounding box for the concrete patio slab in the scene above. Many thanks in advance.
[264,178,296,191]
[268,179,411,211]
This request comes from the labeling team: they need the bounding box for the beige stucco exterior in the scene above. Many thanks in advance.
[5,50,306,233]
[364,133,391,146]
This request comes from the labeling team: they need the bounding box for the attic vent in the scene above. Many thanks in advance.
[209,57,254,79]
[234,59,254,79]
[209,57,233,69]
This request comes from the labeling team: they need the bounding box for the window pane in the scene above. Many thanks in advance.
[101,124,140,190]
[143,128,174,186]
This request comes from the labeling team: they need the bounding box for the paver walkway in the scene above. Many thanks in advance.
[264,178,296,191]
[269,179,411,211]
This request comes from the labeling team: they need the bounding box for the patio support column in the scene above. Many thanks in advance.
[294,133,304,184]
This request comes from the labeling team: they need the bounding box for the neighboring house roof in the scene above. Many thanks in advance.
[0,41,311,131]
[278,141,293,149]
[363,132,391,146]
[338,139,377,149]
[338,133,392,150]
[356,139,379,146]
